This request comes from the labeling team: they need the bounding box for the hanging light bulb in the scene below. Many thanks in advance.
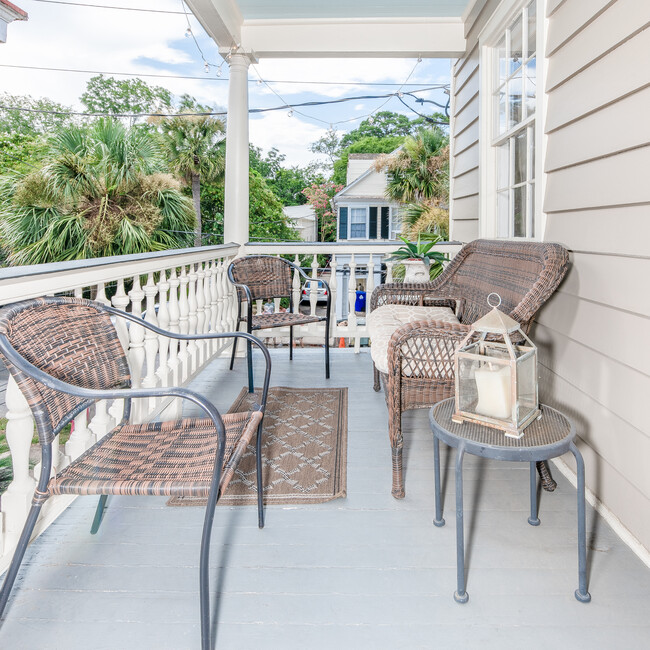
[256,79,262,85]
[417,55,422,63]
[185,27,192,38]
[204,62,210,73]
[216,66,223,77]
[287,109,294,118]
[397,91,404,98]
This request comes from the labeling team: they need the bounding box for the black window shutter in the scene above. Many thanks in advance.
[339,207,348,240]
[380,206,390,239]
[369,207,378,239]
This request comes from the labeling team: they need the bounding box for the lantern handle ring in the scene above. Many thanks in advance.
[487,292,502,308]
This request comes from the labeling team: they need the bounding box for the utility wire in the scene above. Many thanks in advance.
[30,0,187,13]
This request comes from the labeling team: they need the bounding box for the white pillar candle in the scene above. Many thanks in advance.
[475,363,512,420]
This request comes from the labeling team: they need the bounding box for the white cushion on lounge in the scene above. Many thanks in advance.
[368,304,460,375]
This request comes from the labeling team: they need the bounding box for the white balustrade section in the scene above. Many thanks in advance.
[0,244,239,571]
[0,240,460,570]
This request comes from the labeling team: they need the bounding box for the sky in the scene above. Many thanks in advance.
[0,0,452,168]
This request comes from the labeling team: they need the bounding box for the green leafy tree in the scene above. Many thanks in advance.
[339,111,416,149]
[0,132,47,175]
[309,128,342,170]
[200,170,299,244]
[332,135,405,186]
[0,119,195,265]
[0,93,78,134]
[81,75,173,124]
[158,113,226,246]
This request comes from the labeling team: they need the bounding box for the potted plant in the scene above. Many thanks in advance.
[386,233,449,283]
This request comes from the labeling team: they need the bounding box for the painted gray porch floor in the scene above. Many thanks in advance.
[1,348,649,649]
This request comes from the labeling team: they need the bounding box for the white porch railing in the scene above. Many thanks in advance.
[0,239,461,571]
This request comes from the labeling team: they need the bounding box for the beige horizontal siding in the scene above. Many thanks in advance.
[452,143,479,177]
[454,94,480,134]
[546,0,568,18]
[451,168,479,200]
[453,119,479,154]
[454,72,479,113]
[545,86,650,171]
[449,193,479,221]
[538,364,650,549]
[546,0,616,54]
[544,145,650,212]
[449,217,479,243]
[453,42,479,92]
[545,26,650,132]
[544,205,650,257]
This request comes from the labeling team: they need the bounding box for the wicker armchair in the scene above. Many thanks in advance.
[369,239,570,498]
[0,297,271,650]
[228,255,331,390]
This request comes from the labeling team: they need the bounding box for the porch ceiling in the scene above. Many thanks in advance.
[185,0,474,59]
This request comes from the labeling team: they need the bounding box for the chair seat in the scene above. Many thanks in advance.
[48,411,263,499]
[368,304,460,375]
[248,312,323,330]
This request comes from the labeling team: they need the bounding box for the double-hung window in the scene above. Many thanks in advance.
[492,0,538,238]
[349,207,368,239]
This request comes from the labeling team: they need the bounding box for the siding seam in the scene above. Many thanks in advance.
[546,0,569,19]
[451,165,479,180]
[553,286,650,321]
[453,41,478,79]
[546,82,650,134]
[547,21,650,91]
[545,199,650,215]
[545,142,650,174]
[451,116,479,141]
[454,60,479,95]
[454,89,480,117]
[546,0,618,57]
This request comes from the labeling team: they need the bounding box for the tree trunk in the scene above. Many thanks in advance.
[191,173,202,247]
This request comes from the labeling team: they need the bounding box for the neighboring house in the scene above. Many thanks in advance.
[332,154,403,242]
[0,0,26,43]
[282,204,317,241]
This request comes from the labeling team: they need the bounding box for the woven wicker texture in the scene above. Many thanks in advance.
[251,312,322,330]
[0,297,131,443]
[229,255,293,301]
[432,399,571,448]
[369,239,570,498]
[49,411,263,498]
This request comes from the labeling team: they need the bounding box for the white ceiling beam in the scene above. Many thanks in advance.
[184,0,243,51]
[239,18,466,58]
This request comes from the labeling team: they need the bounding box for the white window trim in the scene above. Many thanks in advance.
[348,205,369,240]
[478,0,547,240]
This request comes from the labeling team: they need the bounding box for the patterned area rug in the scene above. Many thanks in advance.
[168,386,347,506]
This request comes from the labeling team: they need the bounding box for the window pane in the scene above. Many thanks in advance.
[527,0,537,59]
[497,85,507,134]
[497,142,510,190]
[497,36,507,87]
[508,67,523,127]
[513,185,526,237]
[525,57,536,117]
[497,191,510,237]
[350,207,366,238]
[529,126,535,181]
[514,130,527,185]
[509,15,523,74]
[528,183,535,238]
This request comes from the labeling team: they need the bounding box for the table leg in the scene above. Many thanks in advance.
[570,441,591,603]
[454,445,468,603]
[433,435,445,527]
[528,461,540,526]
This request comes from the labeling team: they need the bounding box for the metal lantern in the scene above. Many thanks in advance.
[452,293,540,438]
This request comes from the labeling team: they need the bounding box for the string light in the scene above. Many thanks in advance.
[185,27,192,38]
[287,109,294,118]
[204,62,210,73]
[216,66,223,77]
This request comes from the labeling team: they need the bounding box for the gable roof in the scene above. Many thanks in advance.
[0,0,28,19]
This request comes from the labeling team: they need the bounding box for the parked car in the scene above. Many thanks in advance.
[300,279,328,303]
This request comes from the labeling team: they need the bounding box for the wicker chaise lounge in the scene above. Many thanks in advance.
[0,297,271,650]
[369,239,570,499]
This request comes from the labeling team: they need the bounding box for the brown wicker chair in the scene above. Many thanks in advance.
[228,255,331,390]
[0,296,271,650]
[369,239,570,498]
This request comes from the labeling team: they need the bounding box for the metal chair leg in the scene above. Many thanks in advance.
[289,325,293,361]
[199,481,221,650]
[528,462,540,526]
[256,420,265,529]
[454,446,469,603]
[229,317,241,370]
[570,442,591,603]
[90,495,108,534]
[433,435,445,527]
[0,500,44,618]
[246,338,254,393]
[324,318,330,379]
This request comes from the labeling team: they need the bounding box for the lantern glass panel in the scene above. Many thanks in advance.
[516,348,537,423]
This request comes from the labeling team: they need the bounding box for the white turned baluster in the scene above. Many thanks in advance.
[128,274,146,423]
[89,282,116,441]
[2,376,37,551]
[226,257,238,331]
[386,259,394,283]
[329,255,338,341]
[210,261,220,353]
[167,268,181,388]
[156,269,171,388]
[348,255,358,336]
[142,272,159,413]
[109,278,130,424]
[195,262,206,365]
[309,254,319,317]
[178,266,190,381]
[216,259,227,333]
[292,255,301,312]
[203,261,212,339]
[187,263,199,373]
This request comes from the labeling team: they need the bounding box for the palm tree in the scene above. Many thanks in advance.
[0,119,196,265]
[159,114,225,247]
[374,127,450,239]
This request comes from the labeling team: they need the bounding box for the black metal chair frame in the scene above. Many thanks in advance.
[227,255,331,391]
[0,297,272,650]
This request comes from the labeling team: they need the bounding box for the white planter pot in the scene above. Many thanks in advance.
[401,259,429,283]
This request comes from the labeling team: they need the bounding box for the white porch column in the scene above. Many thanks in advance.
[224,51,255,246]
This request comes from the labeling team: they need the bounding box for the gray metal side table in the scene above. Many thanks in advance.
[429,398,591,604]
